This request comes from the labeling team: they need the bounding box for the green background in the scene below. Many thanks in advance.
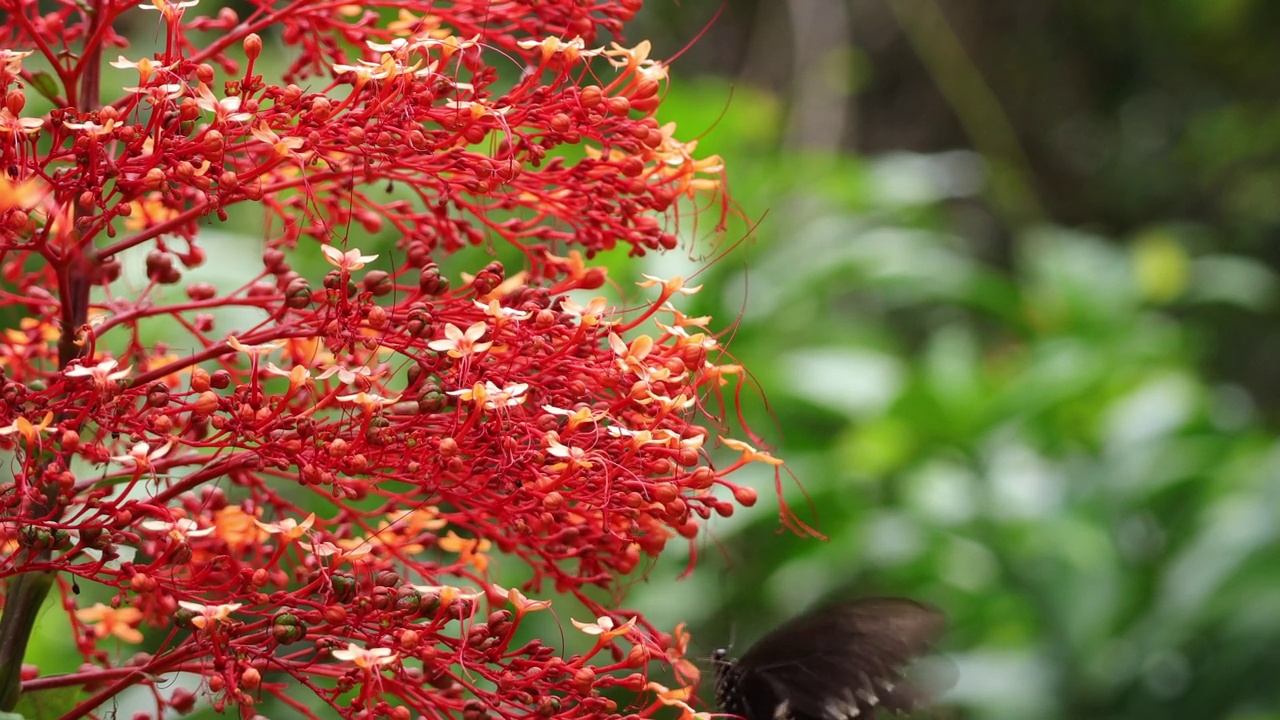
[624,2,1280,719]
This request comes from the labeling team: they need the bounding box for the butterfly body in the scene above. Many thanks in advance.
[712,597,945,720]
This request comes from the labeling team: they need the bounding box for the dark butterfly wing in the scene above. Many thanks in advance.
[729,597,946,720]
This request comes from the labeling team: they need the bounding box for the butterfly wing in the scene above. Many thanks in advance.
[731,597,946,720]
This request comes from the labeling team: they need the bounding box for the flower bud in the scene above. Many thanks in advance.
[204,129,224,153]
[186,282,217,301]
[331,574,357,603]
[580,85,603,109]
[5,90,24,115]
[363,270,392,296]
[686,466,714,489]
[418,266,449,295]
[399,629,420,649]
[173,607,198,631]
[146,383,170,408]
[632,78,660,100]
[193,391,219,416]
[169,688,197,712]
[608,97,631,116]
[244,34,262,60]
[284,277,312,308]
[617,672,646,691]
[144,167,166,190]
[627,644,648,666]
[6,209,28,231]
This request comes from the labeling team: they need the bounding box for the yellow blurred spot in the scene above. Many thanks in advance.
[1132,231,1189,304]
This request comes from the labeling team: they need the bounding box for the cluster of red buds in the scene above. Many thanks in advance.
[0,0,798,718]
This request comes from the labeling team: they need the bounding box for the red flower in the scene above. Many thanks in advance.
[0,0,777,718]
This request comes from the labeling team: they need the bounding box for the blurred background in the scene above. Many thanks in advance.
[619,1,1280,719]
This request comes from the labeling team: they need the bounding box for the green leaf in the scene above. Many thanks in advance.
[27,72,59,104]
[12,686,79,720]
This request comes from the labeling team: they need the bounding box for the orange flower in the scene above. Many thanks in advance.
[437,531,492,572]
[541,404,606,432]
[213,506,266,550]
[668,622,701,686]
[0,412,54,446]
[310,539,374,565]
[76,603,145,644]
[227,336,286,356]
[254,513,315,542]
[637,274,702,297]
[721,437,784,466]
[609,333,654,376]
[394,506,449,534]
[493,584,552,614]
[571,615,636,641]
[562,296,611,327]
[544,432,594,471]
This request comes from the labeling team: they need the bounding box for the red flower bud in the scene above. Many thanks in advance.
[5,90,24,115]
[733,485,758,507]
[608,97,632,116]
[169,688,197,712]
[580,85,603,108]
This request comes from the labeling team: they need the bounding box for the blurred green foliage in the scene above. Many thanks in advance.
[621,2,1280,717]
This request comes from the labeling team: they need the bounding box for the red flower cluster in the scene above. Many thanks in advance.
[0,0,787,718]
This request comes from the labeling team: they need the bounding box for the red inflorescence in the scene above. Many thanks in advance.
[0,0,780,719]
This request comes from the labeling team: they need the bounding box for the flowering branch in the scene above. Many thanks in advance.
[0,0,775,718]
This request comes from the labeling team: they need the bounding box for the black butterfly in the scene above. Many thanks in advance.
[712,597,947,720]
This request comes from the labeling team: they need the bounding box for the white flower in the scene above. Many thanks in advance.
[336,392,400,411]
[177,601,240,630]
[427,322,492,358]
[321,245,378,271]
[474,299,531,321]
[140,517,215,541]
[227,336,285,355]
[109,441,172,470]
[448,381,528,410]
[330,643,398,669]
[571,615,636,639]
[65,359,131,386]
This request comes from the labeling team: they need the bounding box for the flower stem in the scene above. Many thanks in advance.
[0,569,55,710]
